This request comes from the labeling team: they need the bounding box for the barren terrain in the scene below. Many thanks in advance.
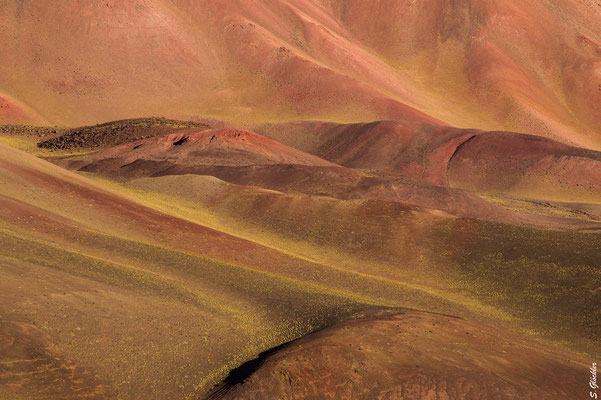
[1,1,600,399]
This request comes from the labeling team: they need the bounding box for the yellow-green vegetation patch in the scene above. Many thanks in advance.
[429,219,601,357]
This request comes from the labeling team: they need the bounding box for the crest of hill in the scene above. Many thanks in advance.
[448,131,601,203]
[37,117,211,151]
[256,120,601,200]
[215,311,592,400]
[257,120,479,185]
[82,129,339,170]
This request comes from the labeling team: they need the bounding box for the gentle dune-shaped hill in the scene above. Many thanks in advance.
[257,120,601,200]
[2,0,601,147]
[47,125,533,225]
[51,121,601,230]
[216,311,591,399]
[448,132,601,202]
[92,171,601,357]
[258,120,478,185]
[73,129,338,177]
[126,174,600,282]
[0,142,385,398]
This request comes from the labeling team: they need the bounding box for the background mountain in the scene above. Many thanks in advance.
[1,0,601,148]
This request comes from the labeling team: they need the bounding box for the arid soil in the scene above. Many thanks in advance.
[216,311,592,400]
[55,121,601,230]
[2,0,601,149]
[37,117,212,151]
[1,119,600,399]
[1,1,601,399]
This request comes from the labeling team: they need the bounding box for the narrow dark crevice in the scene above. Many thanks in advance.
[445,134,479,186]
[205,340,292,400]
[173,137,189,146]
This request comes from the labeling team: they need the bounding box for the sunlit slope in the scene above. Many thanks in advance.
[32,119,601,358]
[0,142,486,398]
[0,0,436,127]
[0,143,380,399]
[0,142,486,317]
[0,91,48,125]
[316,0,601,148]
[100,172,601,357]
[2,0,601,147]
[1,133,600,398]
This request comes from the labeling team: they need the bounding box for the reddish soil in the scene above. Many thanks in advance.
[0,93,47,125]
[55,121,601,230]
[0,150,348,281]
[215,310,592,400]
[448,132,601,202]
[2,1,601,396]
[257,120,480,185]
[1,136,600,398]
[84,129,339,169]
[0,319,113,399]
[257,119,601,205]
[2,1,601,147]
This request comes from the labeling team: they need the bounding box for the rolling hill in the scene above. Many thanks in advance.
[1,123,601,398]
[2,1,601,399]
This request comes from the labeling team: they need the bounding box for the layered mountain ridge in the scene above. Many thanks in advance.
[2,0,601,148]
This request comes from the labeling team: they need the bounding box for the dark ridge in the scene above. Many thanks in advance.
[37,117,211,151]
[445,133,478,184]
[0,124,66,138]
[205,341,291,400]
[173,137,189,146]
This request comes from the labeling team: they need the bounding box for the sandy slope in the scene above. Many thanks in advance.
[1,131,600,399]
[2,0,601,147]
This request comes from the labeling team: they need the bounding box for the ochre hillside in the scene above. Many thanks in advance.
[2,0,601,147]
[2,1,601,398]
[2,122,601,397]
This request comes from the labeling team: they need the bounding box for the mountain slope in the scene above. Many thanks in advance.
[1,130,601,398]
[2,0,601,147]
[0,142,388,398]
